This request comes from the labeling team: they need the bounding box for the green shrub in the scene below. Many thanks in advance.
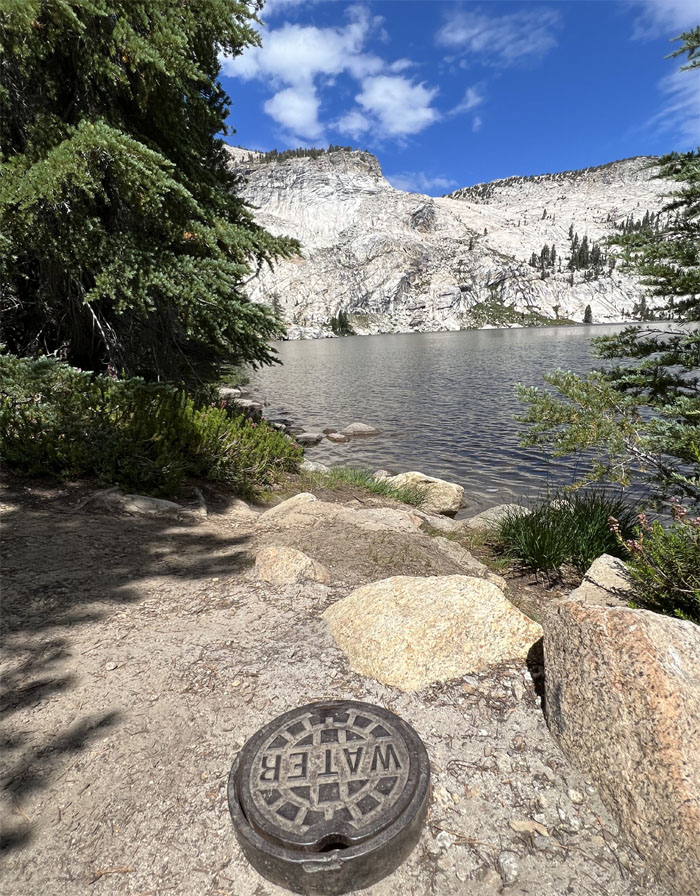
[496,490,636,575]
[615,508,700,624]
[0,354,301,495]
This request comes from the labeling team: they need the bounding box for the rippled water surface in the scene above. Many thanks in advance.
[251,326,628,512]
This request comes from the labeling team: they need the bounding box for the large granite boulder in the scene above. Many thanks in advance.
[543,601,700,896]
[386,471,464,516]
[255,545,331,585]
[323,575,542,691]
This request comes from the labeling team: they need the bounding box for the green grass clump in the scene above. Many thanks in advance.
[496,490,636,575]
[619,509,700,624]
[0,354,301,496]
[308,467,426,507]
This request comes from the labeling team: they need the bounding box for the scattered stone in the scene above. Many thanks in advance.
[497,851,520,887]
[299,460,329,473]
[105,661,117,671]
[568,788,584,805]
[373,470,391,481]
[543,601,700,896]
[326,431,349,442]
[258,492,317,523]
[386,471,464,516]
[567,553,634,607]
[323,575,543,691]
[341,422,381,436]
[463,503,530,533]
[509,819,549,837]
[218,386,241,400]
[255,545,331,585]
[233,398,262,420]
[295,431,324,445]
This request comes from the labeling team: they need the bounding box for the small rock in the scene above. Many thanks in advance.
[296,432,324,445]
[386,471,464,515]
[218,386,241,400]
[326,432,349,443]
[341,422,381,436]
[509,819,549,837]
[300,460,329,473]
[436,831,454,850]
[497,850,520,886]
[105,661,117,671]
[463,503,530,533]
[512,681,525,701]
[568,788,584,804]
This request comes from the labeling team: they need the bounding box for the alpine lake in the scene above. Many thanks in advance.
[251,323,633,515]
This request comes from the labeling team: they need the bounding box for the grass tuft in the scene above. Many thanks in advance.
[495,489,636,576]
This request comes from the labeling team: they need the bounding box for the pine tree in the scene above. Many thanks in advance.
[0,0,298,386]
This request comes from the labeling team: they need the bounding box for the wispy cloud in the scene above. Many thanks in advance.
[435,7,561,67]
[451,85,485,115]
[626,0,699,40]
[645,65,700,147]
[386,171,459,195]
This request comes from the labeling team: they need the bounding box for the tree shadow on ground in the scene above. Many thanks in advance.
[0,475,253,852]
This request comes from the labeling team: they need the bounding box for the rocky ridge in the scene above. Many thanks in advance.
[228,147,670,338]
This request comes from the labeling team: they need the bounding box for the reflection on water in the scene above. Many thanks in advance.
[251,325,628,513]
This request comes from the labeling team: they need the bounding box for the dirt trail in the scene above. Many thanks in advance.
[1,477,669,896]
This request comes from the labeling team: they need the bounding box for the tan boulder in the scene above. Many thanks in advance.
[567,553,633,608]
[255,545,331,585]
[463,503,529,533]
[386,471,464,515]
[341,422,381,435]
[257,495,422,535]
[323,575,542,691]
[543,601,700,896]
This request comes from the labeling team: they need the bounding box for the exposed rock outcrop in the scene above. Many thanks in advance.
[227,147,669,337]
[543,601,700,896]
[323,574,543,691]
[255,545,331,585]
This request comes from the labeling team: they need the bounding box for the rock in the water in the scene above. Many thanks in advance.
[323,575,543,691]
[326,432,349,442]
[543,601,700,896]
[341,422,381,436]
[255,545,331,585]
[463,503,530,532]
[386,471,464,516]
[567,553,633,608]
[295,432,324,445]
[300,460,330,473]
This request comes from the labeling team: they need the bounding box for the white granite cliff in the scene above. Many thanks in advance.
[227,147,669,338]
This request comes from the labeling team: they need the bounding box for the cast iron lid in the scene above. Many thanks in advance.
[230,700,430,853]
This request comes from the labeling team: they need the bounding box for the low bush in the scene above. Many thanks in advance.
[496,489,636,575]
[613,506,700,624]
[0,354,301,495]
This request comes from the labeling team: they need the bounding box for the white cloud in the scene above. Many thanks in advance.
[264,86,324,140]
[386,171,459,195]
[646,66,700,146]
[335,108,371,139]
[627,0,699,39]
[435,7,561,67]
[222,7,382,86]
[354,75,440,137]
[451,85,484,115]
[223,7,441,143]
[472,115,483,133]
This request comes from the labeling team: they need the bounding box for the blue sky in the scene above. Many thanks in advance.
[219,1,699,194]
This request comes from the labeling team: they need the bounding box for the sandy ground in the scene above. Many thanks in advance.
[1,476,670,896]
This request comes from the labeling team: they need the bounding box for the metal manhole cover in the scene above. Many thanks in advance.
[228,700,430,895]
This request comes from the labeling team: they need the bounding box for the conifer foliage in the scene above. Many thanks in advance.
[0,0,298,384]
